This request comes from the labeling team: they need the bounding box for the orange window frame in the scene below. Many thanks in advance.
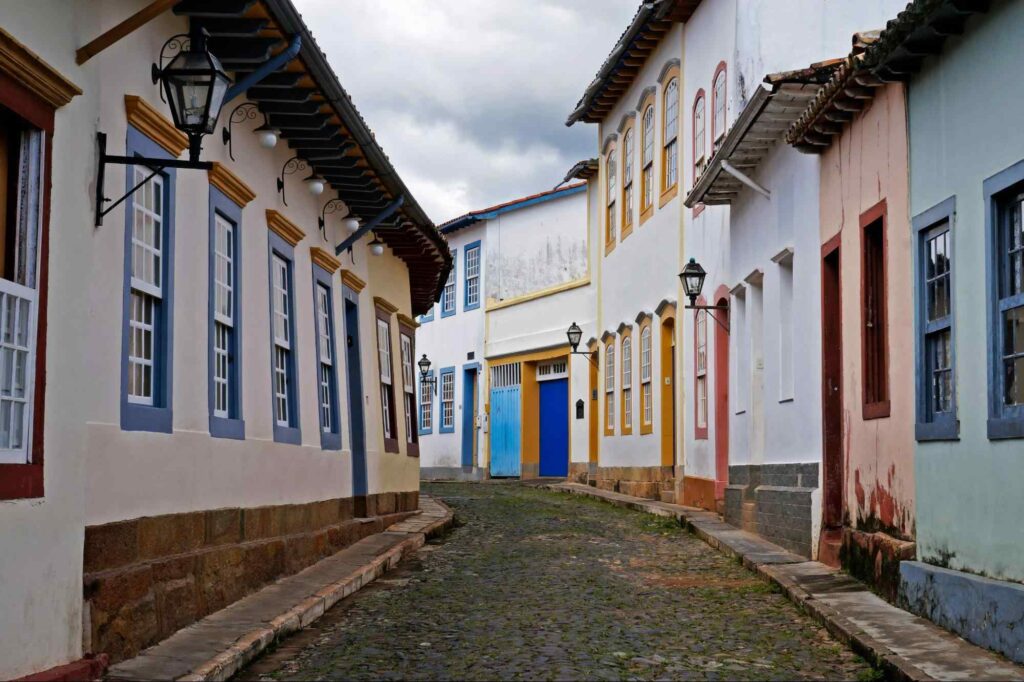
[639,95,656,225]
[660,64,681,206]
[604,339,616,436]
[621,122,635,239]
[620,327,633,435]
[604,143,617,255]
[638,319,654,435]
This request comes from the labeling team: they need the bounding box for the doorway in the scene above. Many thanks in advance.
[537,360,569,478]
[714,294,730,500]
[821,239,844,530]
[660,317,676,467]
[489,363,522,477]
[343,292,367,502]
[461,366,479,467]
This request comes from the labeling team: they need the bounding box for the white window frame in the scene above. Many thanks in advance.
[696,310,708,429]
[694,96,707,180]
[605,342,615,430]
[377,318,394,439]
[316,284,333,433]
[606,150,617,242]
[128,169,164,406]
[401,333,415,442]
[465,246,481,308]
[622,335,632,429]
[212,214,234,419]
[441,371,455,430]
[642,105,655,210]
[419,373,433,431]
[272,255,291,427]
[641,326,652,426]
[664,78,679,189]
[442,268,456,314]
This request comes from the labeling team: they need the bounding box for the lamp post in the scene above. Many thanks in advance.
[679,258,729,331]
[418,354,437,395]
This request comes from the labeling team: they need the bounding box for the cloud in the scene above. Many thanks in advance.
[293,0,636,222]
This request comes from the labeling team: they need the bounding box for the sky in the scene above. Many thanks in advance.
[292,0,637,224]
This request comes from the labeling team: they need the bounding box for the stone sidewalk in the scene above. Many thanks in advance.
[546,482,1024,682]
[105,496,453,682]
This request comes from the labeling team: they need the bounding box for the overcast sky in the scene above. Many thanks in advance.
[292,0,636,224]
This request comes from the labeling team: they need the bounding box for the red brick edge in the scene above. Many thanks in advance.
[13,654,109,682]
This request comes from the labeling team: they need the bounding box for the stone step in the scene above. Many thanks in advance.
[659,489,676,504]
[818,529,842,568]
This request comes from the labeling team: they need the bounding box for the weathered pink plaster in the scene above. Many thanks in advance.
[819,83,915,539]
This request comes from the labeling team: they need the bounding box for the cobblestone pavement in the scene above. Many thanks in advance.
[240,483,876,681]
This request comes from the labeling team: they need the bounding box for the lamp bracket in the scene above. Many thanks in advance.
[419,374,438,396]
[222,102,267,162]
[151,33,190,103]
[318,197,347,237]
[276,155,309,207]
[95,132,212,227]
[335,195,405,256]
[569,350,599,368]
[685,303,730,333]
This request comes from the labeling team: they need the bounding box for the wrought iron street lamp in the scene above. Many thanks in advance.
[566,322,598,366]
[419,354,437,395]
[679,258,729,331]
[222,102,279,161]
[155,26,231,163]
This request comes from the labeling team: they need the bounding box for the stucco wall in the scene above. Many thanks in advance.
[596,24,684,471]
[485,190,587,302]
[819,83,915,538]
[416,225,486,470]
[0,2,426,675]
[908,0,1024,581]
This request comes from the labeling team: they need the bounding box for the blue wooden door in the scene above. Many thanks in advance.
[539,378,569,477]
[461,368,478,467]
[343,294,367,496]
[489,364,521,478]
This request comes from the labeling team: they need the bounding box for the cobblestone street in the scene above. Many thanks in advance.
[240,483,875,681]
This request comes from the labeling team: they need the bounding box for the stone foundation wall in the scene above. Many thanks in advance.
[841,527,916,603]
[568,462,591,485]
[682,475,716,511]
[593,466,674,500]
[83,491,418,663]
[724,463,818,558]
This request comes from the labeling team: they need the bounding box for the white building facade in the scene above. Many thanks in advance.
[418,184,591,480]
[0,1,450,678]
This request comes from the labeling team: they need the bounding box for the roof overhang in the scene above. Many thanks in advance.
[440,183,587,235]
[685,61,842,207]
[566,0,701,126]
[561,158,599,185]
[171,0,451,314]
[787,0,989,155]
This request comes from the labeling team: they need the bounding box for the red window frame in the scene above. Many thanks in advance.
[0,69,53,500]
[860,199,890,420]
[711,61,727,149]
[691,89,706,218]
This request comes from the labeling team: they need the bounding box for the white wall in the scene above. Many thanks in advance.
[0,1,427,675]
[727,145,823,468]
[486,189,588,302]
[416,224,486,469]
[596,24,684,470]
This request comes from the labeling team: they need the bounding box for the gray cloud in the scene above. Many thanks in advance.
[293,0,636,222]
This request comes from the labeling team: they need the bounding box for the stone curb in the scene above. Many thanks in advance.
[140,497,454,682]
[542,483,1021,682]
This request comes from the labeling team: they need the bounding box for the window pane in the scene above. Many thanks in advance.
[1003,306,1024,407]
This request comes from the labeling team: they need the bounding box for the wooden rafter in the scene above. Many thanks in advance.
[76,0,182,65]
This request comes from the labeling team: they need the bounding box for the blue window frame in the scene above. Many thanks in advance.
[268,231,301,445]
[120,126,175,433]
[419,305,434,324]
[419,369,434,435]
[914,196,957,441]
[985,159,1024,439]
[441,249,457,318]
[464,241,481,311]
[208,188,245,439]
[312,265,341,450]
[439,366,456,433]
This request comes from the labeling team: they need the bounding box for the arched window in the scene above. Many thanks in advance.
[621,330,633,434]
[663,78,679,192]
[693,91,706,181]
[641,104,655,215]
[605,146,617,249]
[622,126,634,234]
[605,341,615,436]
[712,64,727,153]
[640,323,653,433]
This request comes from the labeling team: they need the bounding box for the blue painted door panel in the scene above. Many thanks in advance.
[461,370,477,467]
[344,298,367,496]
[539,378,569,477]
[489,386,521,477]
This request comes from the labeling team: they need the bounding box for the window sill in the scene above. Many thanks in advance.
[0,463,43,500]
[604,240,616,256]
[639,206,654,226]
[863,400,891,421]
[273,424,302,445]
[916,420,959,442]
[988,417,1024,440]
[621,224,634,241]
[210,416,245,440]
[418,429,433,437]
[640,425,653,436]
[320,431,342,451]
[692,203,705,219]
[463,302,480,313]
[406,442,420,457]
[694,432,708,441]
[122,402,172,433]
[440,310,456,319]
[659,184,678,208]
[384,436,400,454]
